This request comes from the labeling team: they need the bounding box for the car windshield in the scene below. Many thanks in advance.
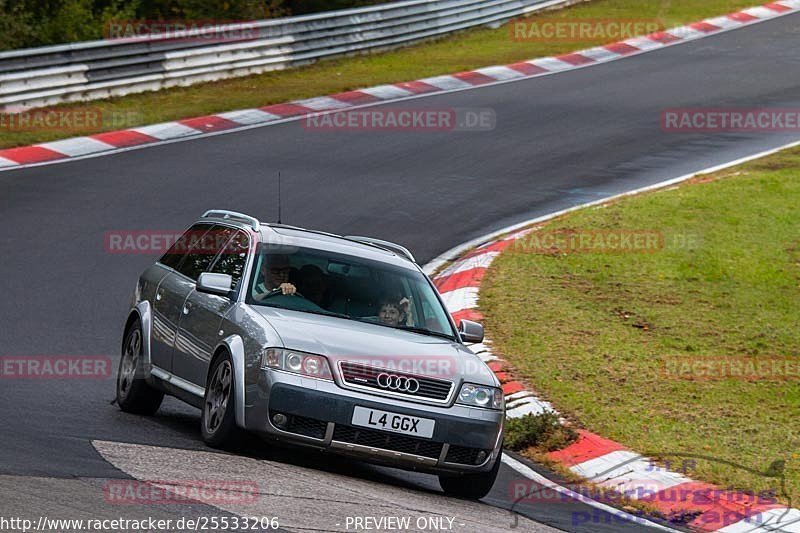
[245,243,456,339]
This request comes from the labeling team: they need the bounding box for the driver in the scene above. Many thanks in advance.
[253,254,296,300]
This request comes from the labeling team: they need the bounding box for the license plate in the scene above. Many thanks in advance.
[351,406,435,439]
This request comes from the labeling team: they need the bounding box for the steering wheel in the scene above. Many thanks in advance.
[259,288,305,300]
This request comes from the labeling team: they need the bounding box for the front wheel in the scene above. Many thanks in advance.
[439,450,502,500]
[116,322,164,415]
[201,353,240,448]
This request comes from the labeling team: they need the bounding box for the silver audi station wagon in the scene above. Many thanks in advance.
[116,210,504,498]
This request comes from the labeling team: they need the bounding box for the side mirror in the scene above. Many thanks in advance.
[197,272,233,297]
[458,319,484,344]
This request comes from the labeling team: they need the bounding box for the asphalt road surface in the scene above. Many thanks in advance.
[2,11,799,533]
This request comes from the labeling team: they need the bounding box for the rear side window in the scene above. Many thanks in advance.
[177,225,236,281]
[159,223,212,270]
[210,230,250,287]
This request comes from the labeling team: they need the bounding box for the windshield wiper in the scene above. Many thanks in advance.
[306,309,351,319]
[260,304,351,320]
[396,325,456,340]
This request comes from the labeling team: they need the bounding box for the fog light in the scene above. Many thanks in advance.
[475,450,487,465]
[272,413,288,428]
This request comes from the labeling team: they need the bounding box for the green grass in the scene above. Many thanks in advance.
[0,0,762,149]
[481,150,800,504]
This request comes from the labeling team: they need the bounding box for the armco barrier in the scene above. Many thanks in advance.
[0,0,572,112]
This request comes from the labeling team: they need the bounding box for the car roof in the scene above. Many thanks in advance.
[197,210,417,268]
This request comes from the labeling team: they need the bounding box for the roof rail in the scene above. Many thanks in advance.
[344,236,415,263]
[202,209,260,231]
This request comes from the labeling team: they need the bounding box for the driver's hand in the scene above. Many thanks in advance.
[399,297,414,325]
[279,283,296,295]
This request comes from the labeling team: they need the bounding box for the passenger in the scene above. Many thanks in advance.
[254,254,296,300]
[378,297,414,327]
[378,300,403,327]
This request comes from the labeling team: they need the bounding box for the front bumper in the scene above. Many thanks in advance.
[243,369,504,474]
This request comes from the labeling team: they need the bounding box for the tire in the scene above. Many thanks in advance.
[439,449,502,500]
[201,353,240,448]
[116,321,164,415]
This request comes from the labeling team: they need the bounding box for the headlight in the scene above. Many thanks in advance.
[261,348,333,380]
[457,383,504,410]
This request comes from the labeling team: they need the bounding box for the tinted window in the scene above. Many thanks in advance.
[159,223,212,270]
[176,225,235,281]
[210,230,250,287]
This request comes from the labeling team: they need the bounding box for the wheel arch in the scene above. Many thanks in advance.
[211,334,247,428]
[125,301,153,379]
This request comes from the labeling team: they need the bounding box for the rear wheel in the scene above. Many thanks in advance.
[201,353,240,448]
[116,322,164,415]
[439,450,502,500]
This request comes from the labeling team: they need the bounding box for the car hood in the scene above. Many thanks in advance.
[252,306,497,386]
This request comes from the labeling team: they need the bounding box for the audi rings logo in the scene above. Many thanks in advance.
[376,373,420,393]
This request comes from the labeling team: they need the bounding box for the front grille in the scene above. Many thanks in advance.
[445,445,490,465]
[339,361,453,401]
[333,424,443,459]
[271,411,327,439]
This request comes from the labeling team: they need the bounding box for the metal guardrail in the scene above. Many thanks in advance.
[0,0,570,112]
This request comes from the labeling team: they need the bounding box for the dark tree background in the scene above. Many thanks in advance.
[0,0,395,50]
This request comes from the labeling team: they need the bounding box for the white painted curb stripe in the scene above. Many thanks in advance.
[39,137,116,157]
[358,84,414,100]
[473,66,525,81]
[502,454,684,532]
[418,75,474,91]
[438,286,479,314]
[579,46,624,63]
[217,108,281,125]
[294,96,351,111]
[132,122,199,140]
[570,450,692,496]
[528,57,575,71]
[438,252,500,277]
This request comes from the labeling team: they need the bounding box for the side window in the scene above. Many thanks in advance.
[210,230,250,288]
[177,225,235,281]
[159,223,212,270]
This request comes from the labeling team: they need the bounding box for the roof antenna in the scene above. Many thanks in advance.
[276,171,282,224]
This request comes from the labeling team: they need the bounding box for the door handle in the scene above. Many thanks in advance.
[156,290,164,301]
[183,303,192,315]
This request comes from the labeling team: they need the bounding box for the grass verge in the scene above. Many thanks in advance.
[0,0,762,149]
[481,148,800,504]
